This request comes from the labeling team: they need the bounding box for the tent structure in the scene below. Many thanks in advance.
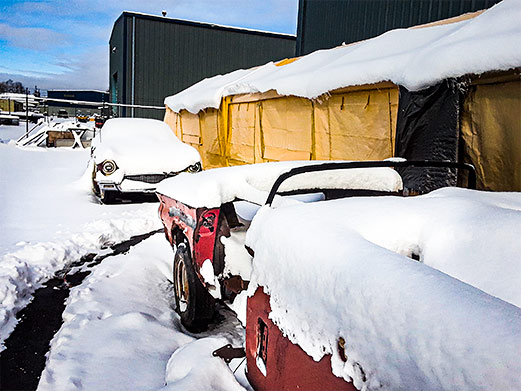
[163,0,520,192]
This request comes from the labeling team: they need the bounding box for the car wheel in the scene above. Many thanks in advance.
[100,190,117,204]
[173,243,215,331]
[91,166,101,197]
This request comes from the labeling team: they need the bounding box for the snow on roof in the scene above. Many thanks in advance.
[0,93,38,103]
[245,187,521,390]
[155,161,403,208]
[165,0,521,114]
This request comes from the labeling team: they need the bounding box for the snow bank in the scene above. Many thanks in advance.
[161,337,246,391]
[165,0,521,114]
[92,118,200,175]
[0,122,27,144]
[38,234,246,391]
[0,144,161,350]
[245,188,521,390]
[0,211,160,351]
[156,161,402,208]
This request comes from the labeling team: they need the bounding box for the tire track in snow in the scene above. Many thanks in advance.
[0,229,162,391]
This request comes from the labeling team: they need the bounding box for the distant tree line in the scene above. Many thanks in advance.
[0,79,26,93]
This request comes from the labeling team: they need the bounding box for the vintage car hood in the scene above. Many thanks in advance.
[92,118,201,175]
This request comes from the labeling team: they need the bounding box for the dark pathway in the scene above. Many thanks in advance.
[0,229,162,391]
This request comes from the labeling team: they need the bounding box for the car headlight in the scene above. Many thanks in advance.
[99,159,118,175]
[186,162,202,173]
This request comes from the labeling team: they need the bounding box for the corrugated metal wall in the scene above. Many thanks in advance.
[110,13,296,119]
[296,0,501,56]
[109,16,126,117]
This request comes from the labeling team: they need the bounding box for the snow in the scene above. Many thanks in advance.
[1,139,251,388]
[0,122,27,144]
[0,142,161,349]
[201,258,222,299]
[3,115,521,389]
[92,118,202,194]
[156,161,402,208]
[245,187,521,390]
[165,0,521,114]
[38,234,247,391]
[92,118,201,177]
[162,337,246,391]
[221,230,252,280]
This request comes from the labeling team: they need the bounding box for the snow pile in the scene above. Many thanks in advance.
[156,161,402,208]
[245,188,521,390]
[0,144,161,350]
[38,234,246,391]
[0,122,27,144]
[165,0,521,114]
[162,337,246,391]
[92,118,201,175]
[0,212,159,350]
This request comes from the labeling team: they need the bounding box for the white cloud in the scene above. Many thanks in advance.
[0,45,109,91]
[0,23,69,51]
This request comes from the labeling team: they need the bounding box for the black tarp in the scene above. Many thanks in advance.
[395,79,465,193]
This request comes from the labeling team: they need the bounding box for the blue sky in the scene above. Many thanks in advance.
[0,0,298,91]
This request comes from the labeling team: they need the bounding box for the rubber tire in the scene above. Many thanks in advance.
[173,243,215,332]
[91,167,101,198]
[100,190,117,204]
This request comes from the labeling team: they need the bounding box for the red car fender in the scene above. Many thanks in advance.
[193,208,220,271]
[158,193,221,286]
[246,288,356,391]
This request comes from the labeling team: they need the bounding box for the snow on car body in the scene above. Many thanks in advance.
[91,118,201,203]
[244,175,521,390]
[155,161,404,331]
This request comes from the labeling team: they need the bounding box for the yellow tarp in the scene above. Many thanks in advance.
[461,78,521,191]
[314,88,398,160]
[228,102,257,164]
[165,85,399,169]
[0,99,16,112]
[260,97,313,161]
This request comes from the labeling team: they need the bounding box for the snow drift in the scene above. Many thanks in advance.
[245,188,521,390]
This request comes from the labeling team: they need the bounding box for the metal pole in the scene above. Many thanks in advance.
[25,88,29,138]
[131,16,136,118]
[8,97,11,115]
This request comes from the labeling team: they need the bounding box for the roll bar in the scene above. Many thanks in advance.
[265,160,476,206]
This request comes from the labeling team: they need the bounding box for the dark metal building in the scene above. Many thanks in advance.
[46,90,109,116]
[110,12,296,118]
[296,0,501,56]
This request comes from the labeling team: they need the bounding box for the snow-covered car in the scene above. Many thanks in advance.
[91,118,201,203]
[243,164,521,391]
[156,160,474,332]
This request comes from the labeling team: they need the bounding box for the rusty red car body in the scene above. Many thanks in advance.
[158,196,222,277]
[246,288,357,391]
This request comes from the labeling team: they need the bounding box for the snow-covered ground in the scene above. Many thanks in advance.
[0,122,29,144]
[0,125,159,347]
[38,234,248,391]
[0,123,250,390]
